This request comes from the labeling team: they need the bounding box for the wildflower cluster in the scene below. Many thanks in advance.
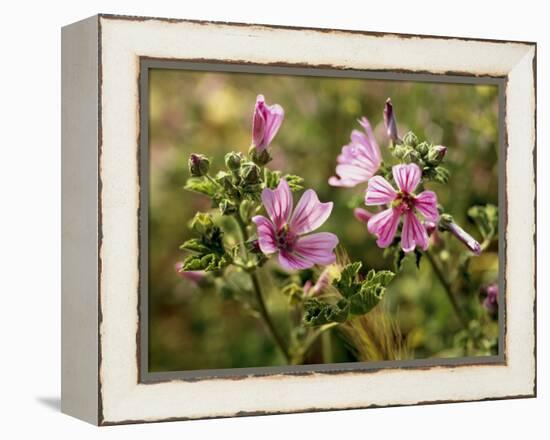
[176,94,394,363]
[175,94,499,363]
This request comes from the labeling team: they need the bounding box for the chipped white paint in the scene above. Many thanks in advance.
[97,16,536,424]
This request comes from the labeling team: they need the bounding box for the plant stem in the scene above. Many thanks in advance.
[233,214,291,363]
[425,250,469,330]
[250,271,291,362]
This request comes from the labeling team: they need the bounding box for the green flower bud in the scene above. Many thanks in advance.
[402,131,418,147]
[188,153,210,177]
[427,145,447,164]
[190,212,215,235]
[240,161,261,185]
[224,152,242,172]
[393,145,406,159]
[249,146,272,166]
[216,171,235,192]
[416,141,429,156]
[402,147,420,163]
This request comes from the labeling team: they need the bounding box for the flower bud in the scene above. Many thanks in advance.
[240,161,261,185]
[224,152,242,172]
[440,214,481,255]
[216,171,235,192]
[383,98,399,143]
[482,283,498,314]
[402,131,418,147]
[188,153,210,177]
[249,146,272,166]
[251,94,284,151]
[427,145,447,164]
[416,141,429,156]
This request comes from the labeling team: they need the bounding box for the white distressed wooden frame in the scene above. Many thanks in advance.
[61,14,536,425]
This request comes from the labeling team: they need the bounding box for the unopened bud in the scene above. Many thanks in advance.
[240,161,261,185]
[402,131,418,147]
[383,98,399,143]
[188,153,210,177]
[427,145,447,164]
[440,215,481,255]
[224,152,242,172]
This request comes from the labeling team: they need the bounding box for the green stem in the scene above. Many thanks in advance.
[425,250,469,330]
[233,214,291,363]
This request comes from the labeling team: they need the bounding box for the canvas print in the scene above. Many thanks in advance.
[146,68,500,372]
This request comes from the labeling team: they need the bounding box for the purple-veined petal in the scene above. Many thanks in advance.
[414,190,439,222]
[263,104,284,147]
[328,175,357,188]
[293,232,338,265]
[365,175,398,206]
[278,250,314,270]
[289,189,333,235]
[261,178,293,230]
[354,207,373,224]
[356,118,382,164]
[401,210,429,253]
[367,208,401,248]
[393,163,422,193]
[252,215,278,255]
[252,95,267,149]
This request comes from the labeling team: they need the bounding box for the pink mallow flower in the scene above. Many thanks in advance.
[365,163,439,252]
[251,94,284,151]
[252,179,339,270]
[329,117,381,188]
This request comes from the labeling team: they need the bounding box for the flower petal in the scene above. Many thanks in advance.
[367,208,401,248]
[293,232,338,265]
[261,178,293,230]
[264,104,284,147]
[393,163,421,193]
[252,215,278,254]
[357,117,381,164]
[278,250,314,270]
[414,190,439,222]
[365,176,398,206]
[401,210,429,253]
[289,189,333,235]
[252,95,267,149]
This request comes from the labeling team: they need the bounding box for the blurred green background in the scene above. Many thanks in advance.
[147,68,499,372]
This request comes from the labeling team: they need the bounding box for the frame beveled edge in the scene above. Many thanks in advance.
[95,14,537,425]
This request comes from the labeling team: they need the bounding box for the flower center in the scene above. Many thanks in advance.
[276,225,298,251]
[394,191,416,211]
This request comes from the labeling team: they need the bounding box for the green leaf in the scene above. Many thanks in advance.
[184,177,217,197]
[303,298,350,326]
[182,253,229,272]
[179,238,210,253]
[305,263,394,326]
[468,204,498,242]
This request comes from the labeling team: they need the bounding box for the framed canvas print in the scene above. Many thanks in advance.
[61,14,537,425]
